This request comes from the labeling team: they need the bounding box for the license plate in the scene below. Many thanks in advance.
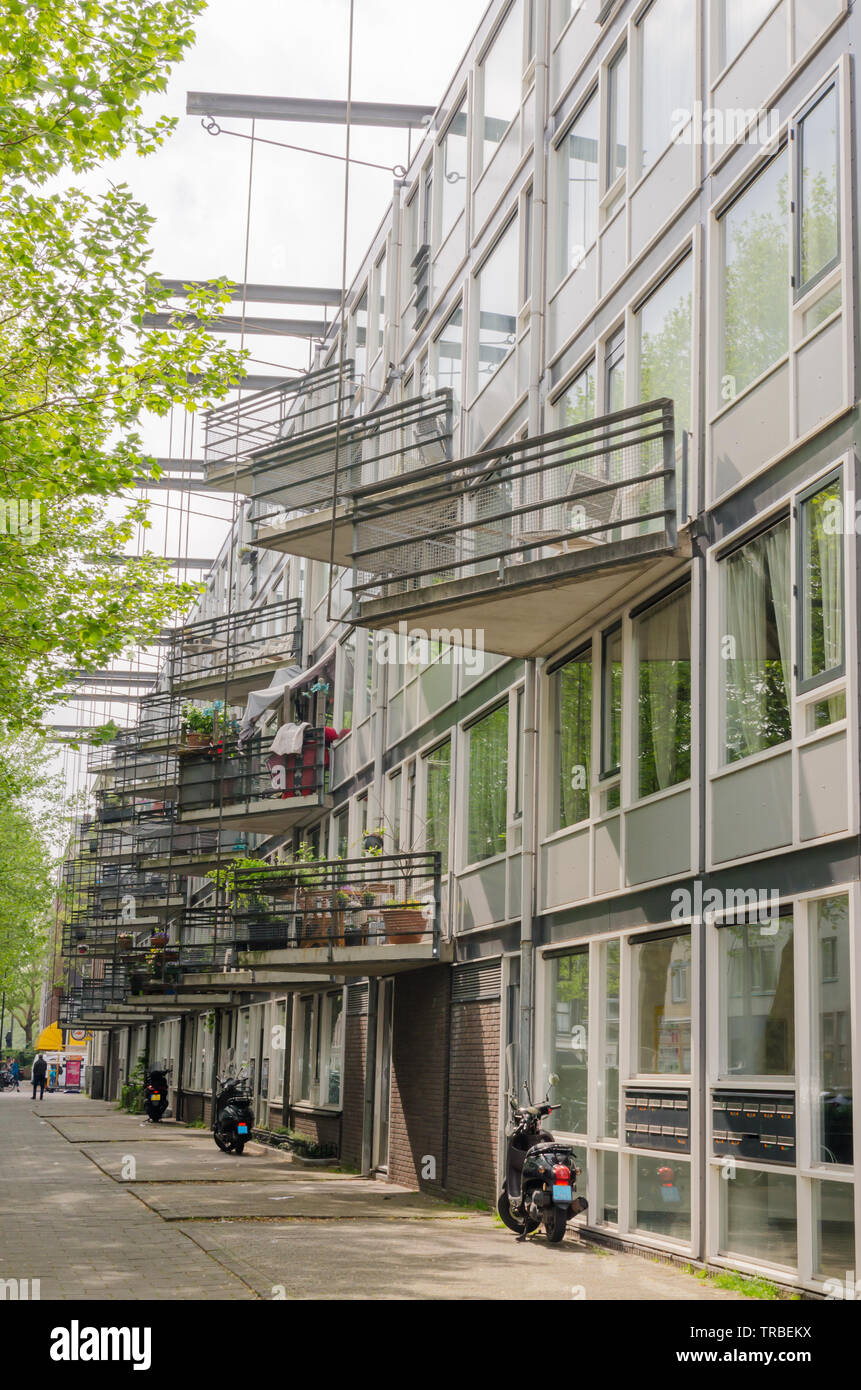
[237,1124,248,1134]
[151,1093,160,1101]
[552,1183,572,1203]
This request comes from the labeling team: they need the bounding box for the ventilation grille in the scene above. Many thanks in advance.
[451,959,502,1004]
[347,981,369,1016]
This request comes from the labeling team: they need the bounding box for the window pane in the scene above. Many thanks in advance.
[721,151,789,396]
[375,252,386,348]
[298,998,313,1100]
[477,219,519,387]
[354,289,368,378]
[635,586,691,798]
[801,477,843,686]
[634,933,692,1074]
[558,94,598,282]
[323,993,343,1106]
[601,939,621,1136]
[550,951,589,1134]
[437,306,464,414]
[424,740,451,875]
[481,0,524,168]
[467,705,509,862]
[639,0,695,173]
[634,1156,691,1240]
[812,896,853,1165]
[798,84,839,291]
[638,255,693,439]
[813,1180,855,1280]
[554,647,592,829]
[721,518,791,764]
[607,46,628,186]
[599,1149,619,1224]
[721,917,795,1076]
[601,626,622,776]
[560,360,596,428]
[722,0,775,68]
[440,103,468,242]
[340,633,356,732]
[723,1169,797,1267]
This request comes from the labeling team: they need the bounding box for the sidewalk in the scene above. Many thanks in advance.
[0,1092,744,1301]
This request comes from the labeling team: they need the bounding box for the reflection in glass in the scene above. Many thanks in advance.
[477,218,519,387]
[436,306,464,414]
[440,104,468,243]
[800,476,844,691]
[639,0,695,172]
[634,933,692,1074]
[559,94,598,283]
[721,151,789,396]
[721,916,794,1076]
[721,0,775,69]
[724,1168,797,1267]
[601,625,622,778]
[799,84,839,292]
[600,1149,619,1224]
[634,1156,691,1240]
[424,740,451,876]
[481,0,524,169]
[467,704,508,863]
[721,517,791,764]
[638,255,693,442]
[607,46,628,187]
[812,897,853,1165]
[813,1180,855,1279]
[554,646,591,829]
[635,585,691,798]
[550,951,589,1135]
[601,940,620,1136]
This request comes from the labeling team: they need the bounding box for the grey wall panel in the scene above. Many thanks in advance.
[711,752,793,863]
[795,0,845,58]
[541,826,590,911]
[630,140,694,262]
[507,853,521,920]
[594,816,622,895]
[458,858,508,930]
[418,659,455,723]
[796,316,845,439]
[711,361,791,497]
[625,788,693,886]
[548,248,597,361]
[599,209,626,298]
[710,3,788,162]
[799,732,848,841]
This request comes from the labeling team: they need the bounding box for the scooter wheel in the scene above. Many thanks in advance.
[232,1139,245,1156]
[497,1190,539,1236]
[544,1206,568,1243]
[213,1128,232,1153]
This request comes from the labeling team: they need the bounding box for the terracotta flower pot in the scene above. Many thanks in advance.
[381,908,426,945]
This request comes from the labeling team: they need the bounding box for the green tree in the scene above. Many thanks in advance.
[0,1,246,733]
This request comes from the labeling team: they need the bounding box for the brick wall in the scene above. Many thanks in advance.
[287,1107,340,1148]
[445,998,501,1204]
[389,966,450,1194]
[341,1011,367,1168]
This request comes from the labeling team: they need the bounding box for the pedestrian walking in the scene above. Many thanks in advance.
[9,1058,19,1091]
[31,1053,47,1101]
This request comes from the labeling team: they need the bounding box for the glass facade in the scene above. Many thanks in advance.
[550,950,589,1134]
[467,704,508,863]
[720,916,794,1077]
[633,933,692,1075]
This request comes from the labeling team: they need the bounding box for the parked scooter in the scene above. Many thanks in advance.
[497,1050,587,1243]
[143,1066,170,1122]
[213,1066,254,1155]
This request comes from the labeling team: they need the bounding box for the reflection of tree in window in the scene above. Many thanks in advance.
[554,646,591,829]
[721,152,789,397]
[812,896,852,1164]
[552,951,589,1134]
[424,740,451,875]
[721,518,791,764]
[467,704,508,863]
[635,585,691,799]
[798,84,839,293]
[800,478,843,703]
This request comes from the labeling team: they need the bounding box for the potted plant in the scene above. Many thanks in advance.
[150,931,169,948]
[181,704,215,749]
[381,899,427,945]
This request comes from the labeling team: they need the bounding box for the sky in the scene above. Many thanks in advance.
[51,0,490,801]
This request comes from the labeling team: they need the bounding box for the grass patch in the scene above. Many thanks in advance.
[185,1118,208,1129]
[444,1193,491,1213]
[688,1266,797,1300]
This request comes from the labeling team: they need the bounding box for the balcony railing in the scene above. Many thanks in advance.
[202,361,356,478]
[349,400,679,657]
[177,727,330,823]
[169,597,302,697]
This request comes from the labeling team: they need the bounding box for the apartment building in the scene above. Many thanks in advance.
[59,0,858,1295]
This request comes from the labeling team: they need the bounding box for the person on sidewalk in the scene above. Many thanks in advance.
[9,1058,19,1091]
[31,1054,47,1101]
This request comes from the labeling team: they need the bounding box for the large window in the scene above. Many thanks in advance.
[436,305,464,414]
[480,0,524,171]
[440,101,468,243]
[637,255,693,441]
[799,473,844,692]
[553,646,592,829]
[353,288,368,379]
[467,704,508,863]
[424,740,451,875]
[606,46,628,193]
[721,0,775,70]
[560,359,596,428]
[634,585,691,799]
[720,915,794,1077]
[600,939,621,1137]
[723,1169,797,1267]
[476,217,519,390]
[796,82,839,297]
[811,896,853,1166]
[550,950,589,1135]
[600,624,622,780]
[293,992,343,1108]
[638,0,695,174]
[720,517,791,765]
[633,932,692,1074]
[557,92,599,283]
[720,150,789,398]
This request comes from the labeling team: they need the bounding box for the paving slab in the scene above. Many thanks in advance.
[80,1136,300,1182]
[45,1116,192,1143]
[129,1177,464,1221]
[177,1217,746,1301]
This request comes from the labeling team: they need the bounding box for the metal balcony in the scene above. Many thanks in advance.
[177,727,331,832]
[349,400,682,658]
[137,825,253,874]
[248,389,453,566]
[169,597,302,702]
[202,361,356,488]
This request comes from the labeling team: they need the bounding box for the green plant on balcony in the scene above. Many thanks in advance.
[181,703,215,747]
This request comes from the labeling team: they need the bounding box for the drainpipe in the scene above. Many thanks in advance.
[519,658,538,1098]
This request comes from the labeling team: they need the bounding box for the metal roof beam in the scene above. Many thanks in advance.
[143,311,327,338]
[161,279,341,307]
[187,91,434,129]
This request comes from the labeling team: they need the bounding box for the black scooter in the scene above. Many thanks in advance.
[213,1068,254,1155]
[143,1066,170,1122]
[498,1062,587,1243]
